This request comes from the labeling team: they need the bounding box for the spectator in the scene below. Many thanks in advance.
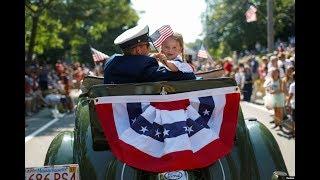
[38,65,49,91]
[277,53,286,73]
[243,65,253,102]
[234,63,245,91]
[286,72,295,137]
[55,60,65,77]
[44,89,65,118]
[60,72,74,113]
[248,56,259,81]
[267,56,284,78]
[277,42,285,52]
[223,57,233,77]
[284,53,294,70]
[282,66,295,96]
[25,71,35,116]
[47,69,60,89]
[185,54,196,72]
[73,65,85,89]
[263,67,285,130]
[258,56,269,80]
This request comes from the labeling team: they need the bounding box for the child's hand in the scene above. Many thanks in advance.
[153,53,167,64]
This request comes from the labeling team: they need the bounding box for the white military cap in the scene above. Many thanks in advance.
[114,25,150,49]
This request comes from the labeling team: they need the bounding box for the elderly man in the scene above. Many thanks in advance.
[104,25,196,84]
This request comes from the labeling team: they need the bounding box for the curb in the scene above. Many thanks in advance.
[241,101,273,114]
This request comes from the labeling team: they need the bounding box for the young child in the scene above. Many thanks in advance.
[153,32,194,73]
[263,67,285,130]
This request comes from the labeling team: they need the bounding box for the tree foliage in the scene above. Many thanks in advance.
[202,0,295,58]
[25,0,139,64]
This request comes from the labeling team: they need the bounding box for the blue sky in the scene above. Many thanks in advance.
[131,0,207,43]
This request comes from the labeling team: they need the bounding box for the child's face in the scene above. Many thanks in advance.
[161,37,182,60]
[271,70,280,79]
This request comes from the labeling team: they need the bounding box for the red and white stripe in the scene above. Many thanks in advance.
[91,47,109,62]
[94,87,240,172]
[153,25,174,48]
[197,50,208,59]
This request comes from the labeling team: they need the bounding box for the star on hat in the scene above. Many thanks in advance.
[114,25,150,49]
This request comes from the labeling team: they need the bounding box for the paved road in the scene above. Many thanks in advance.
[25,89,80,167]
[25,109,75,167]
[25,99,294,176]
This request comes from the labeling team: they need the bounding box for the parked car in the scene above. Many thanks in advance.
[44,76,288,180]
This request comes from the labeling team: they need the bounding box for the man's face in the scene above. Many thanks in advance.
[131,42,150,55]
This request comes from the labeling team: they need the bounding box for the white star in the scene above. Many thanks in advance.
[163,128,170,136]
[203,109,210,116]
[131,118,137,123]
[186,126,194,134]
[155,129,161,137]
[140,126,148,134]
[183,126,188,132]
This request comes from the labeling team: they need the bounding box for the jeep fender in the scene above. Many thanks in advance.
[245,119,288,179]
[44,131,74,165]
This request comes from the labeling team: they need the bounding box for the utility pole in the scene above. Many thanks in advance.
[267,0,274,53]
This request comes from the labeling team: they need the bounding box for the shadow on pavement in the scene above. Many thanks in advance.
[25,112,75,138]
[25,89,80,138]
[277,132,294,140]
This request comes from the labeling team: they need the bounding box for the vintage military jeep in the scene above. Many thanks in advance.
[44,76,288,180]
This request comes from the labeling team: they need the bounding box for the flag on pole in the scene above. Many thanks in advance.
[94,87,240,172]
[245,5,257,22]
[90,47,109,62]
[150,25,174,48]
[197,44,208,59]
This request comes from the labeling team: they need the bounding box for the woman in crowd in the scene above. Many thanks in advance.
[264,67,285,130]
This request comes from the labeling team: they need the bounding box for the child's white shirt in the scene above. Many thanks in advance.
[167,55,194,73]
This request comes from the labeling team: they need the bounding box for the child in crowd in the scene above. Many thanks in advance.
[234,63,245,90]
[263,67,285,130]
[153,32,194,73]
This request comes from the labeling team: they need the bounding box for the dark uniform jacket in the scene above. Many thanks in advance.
[103,54,196,84]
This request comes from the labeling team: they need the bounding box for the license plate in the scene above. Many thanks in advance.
[25,164,79,180]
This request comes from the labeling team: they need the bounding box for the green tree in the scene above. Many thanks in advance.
[202,0,294,57]
[25,0,139,64]
[186,39,203,53]
[25,0,56,62]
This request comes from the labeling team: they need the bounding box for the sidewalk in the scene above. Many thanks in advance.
[252,98,264,105]
[245,98,294,134]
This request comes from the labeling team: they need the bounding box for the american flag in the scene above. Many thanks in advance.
[245,5,257,23]
[197,44,208,59]
[94,86,240,172]
[90,47,109,62]
[150,25,174,48]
